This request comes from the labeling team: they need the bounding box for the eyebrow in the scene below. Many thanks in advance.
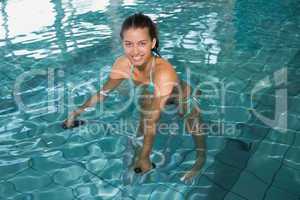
[124,40,148,43]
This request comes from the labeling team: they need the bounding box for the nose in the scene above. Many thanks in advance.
[133,45,139,55]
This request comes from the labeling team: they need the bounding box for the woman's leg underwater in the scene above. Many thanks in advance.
[131,91,155,172]
[179,82,206,181]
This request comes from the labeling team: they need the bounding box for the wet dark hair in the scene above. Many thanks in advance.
[120,13,161,57]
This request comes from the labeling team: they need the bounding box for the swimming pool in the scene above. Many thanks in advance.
[0,0,299,199]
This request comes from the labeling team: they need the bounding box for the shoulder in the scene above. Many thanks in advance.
[154,57,177,82]
[153,57,178,97]
[110,56,131,79]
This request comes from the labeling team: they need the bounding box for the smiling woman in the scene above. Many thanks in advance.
[63,12,205,182]
[120,12,161,58]
[122,28,156,67]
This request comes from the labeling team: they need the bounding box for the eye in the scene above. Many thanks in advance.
[139,42,147,47]
[124,42,132,47]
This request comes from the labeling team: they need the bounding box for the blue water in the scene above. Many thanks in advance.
[0,0,300,199]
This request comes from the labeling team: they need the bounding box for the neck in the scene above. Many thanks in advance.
[135,56,154,72]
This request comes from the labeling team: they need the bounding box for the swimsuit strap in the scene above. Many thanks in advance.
[149,56,155,85]
[130,63,134,78]
[129,63,136,86]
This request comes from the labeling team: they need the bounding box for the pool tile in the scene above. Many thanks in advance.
[150,185,185,200]
[264,186,299,200]
[293,133,300,148]
[0,181,16,198]
[126,184,157,200]
[236,123,270,141]
[288,97,300,116]
[97,137,126,157]
[287,114,300,132]
[75,180,119,200]
[183,175,228,200]
[9,168,52,193]
[246,141,289,183]
[272,164,300,196]
[53,165,85,186]
[223,106,251,123]
[0,159,28,180]
[231,171,268,199]
[224,90,251,107]
[265,130,295,146]
[98,159,123,180]
[205,160,242,189]
[284,146,300,170]
[32,186,74,200]
[62,142,90,160]
[30,153,72,172]
[224,192,248,200]
[85,157,108,173]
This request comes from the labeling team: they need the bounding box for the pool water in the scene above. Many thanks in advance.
[0,0,300,199]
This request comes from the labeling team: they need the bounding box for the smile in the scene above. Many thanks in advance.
[132,56,143,61]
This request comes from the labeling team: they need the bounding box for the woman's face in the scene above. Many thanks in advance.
[122,27,156,67]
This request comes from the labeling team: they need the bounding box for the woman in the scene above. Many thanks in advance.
[64,13,205,181]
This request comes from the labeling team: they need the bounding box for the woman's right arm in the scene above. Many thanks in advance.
[71,78,123,116]
[64,57,129,128]
[63,77,123,128]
